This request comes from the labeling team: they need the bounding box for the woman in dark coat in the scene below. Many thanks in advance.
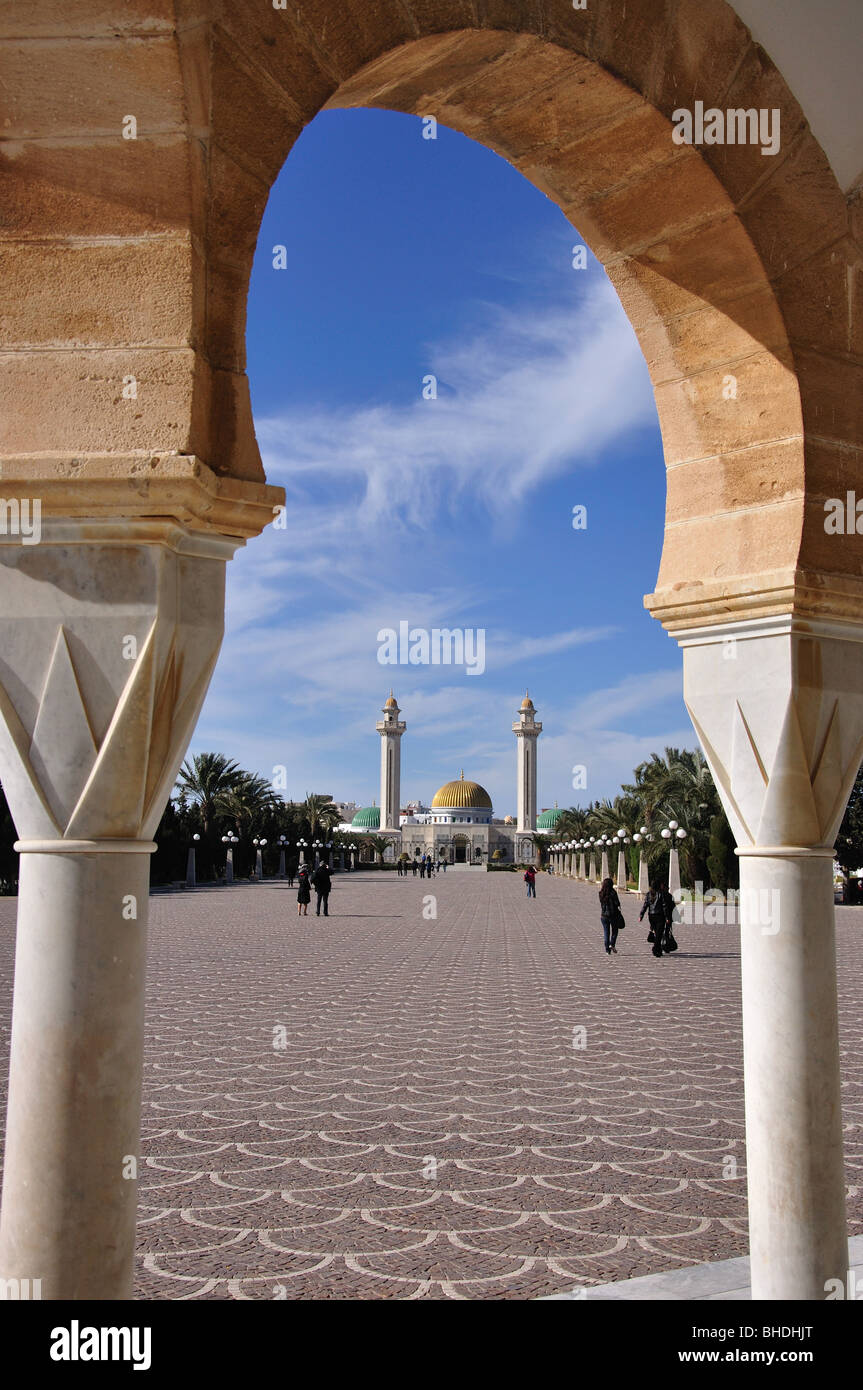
[639,881,675,957]
[296,866,311,917]
[598,876,621,955]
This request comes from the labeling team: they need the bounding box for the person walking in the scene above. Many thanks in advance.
[296,865,311,917]
[312,862,332,917]
[411,857,418,877]
[286,860,296,888]
[639,881,675,957]
[441,857,447,874]
[599,876,623,955]
[524,865,536,898]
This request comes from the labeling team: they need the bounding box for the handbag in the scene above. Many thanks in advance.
[665,932,679,952]
[647,930,655,943]
[611,904,625,932]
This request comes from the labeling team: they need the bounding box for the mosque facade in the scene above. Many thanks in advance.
[344,693,563,866]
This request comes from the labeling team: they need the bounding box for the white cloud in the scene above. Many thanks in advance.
[190,276,676,806]
[253,275,655,555]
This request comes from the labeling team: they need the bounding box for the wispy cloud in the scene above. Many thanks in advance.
[193,276,677,806]
[254,275,654,561]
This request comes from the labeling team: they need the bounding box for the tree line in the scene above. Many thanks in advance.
[1,745,862,893]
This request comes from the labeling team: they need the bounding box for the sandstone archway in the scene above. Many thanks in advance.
[1,0,861,1301]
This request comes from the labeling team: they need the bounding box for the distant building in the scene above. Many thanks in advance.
[347,692,544,865]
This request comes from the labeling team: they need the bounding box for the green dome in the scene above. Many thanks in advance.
[536,807,563,830]
[351,805,380,829]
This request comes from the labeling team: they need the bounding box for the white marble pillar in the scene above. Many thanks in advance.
[0,847,151,1298]
[616,847,627,892]
[682,617,860,1299]
[0,518,245,1299]
[668,845,681,896]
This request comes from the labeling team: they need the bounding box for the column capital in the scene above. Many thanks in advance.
[0,528,229,845]
[682,621,863,850]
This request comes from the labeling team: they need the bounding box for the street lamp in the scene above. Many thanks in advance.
[297,838,308,867]
[599,834,611,882]
[277,835,288,880]
[633,825,653,894]
[185,832,200,889]
[312,838,322,867]
[252,836,268,881]
[220,830,239,883]
[613,828,631,893]
[660,819,688,896]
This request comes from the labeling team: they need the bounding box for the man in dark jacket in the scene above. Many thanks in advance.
[312,863,332,917]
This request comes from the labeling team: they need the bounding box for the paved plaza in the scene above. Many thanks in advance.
[0,871,861,1300]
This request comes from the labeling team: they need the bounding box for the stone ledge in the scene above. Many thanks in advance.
[645,569,863,634]
[542,1236,863,1300]
[0,453,285,540]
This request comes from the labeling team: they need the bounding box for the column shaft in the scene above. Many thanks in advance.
[0,850,150,1299]
[739,852,848,1299]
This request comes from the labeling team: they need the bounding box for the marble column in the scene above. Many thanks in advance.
[616,846,627,892]
[682,617,860,1299]
[0,517,248,1299]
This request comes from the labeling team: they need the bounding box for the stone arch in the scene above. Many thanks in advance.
[3,1,860,622]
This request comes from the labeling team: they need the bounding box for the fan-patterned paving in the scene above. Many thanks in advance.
[0,871,860,1300]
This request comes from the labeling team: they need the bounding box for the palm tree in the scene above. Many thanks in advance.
[623,747,721,885]
[220,773,282,837]
[175,753,245,835]
[361,834,391,866]
[301,792,340,841]
[554,806,589,842]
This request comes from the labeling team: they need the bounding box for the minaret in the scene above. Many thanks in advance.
[512,691,542,832]
[376,691,406,831]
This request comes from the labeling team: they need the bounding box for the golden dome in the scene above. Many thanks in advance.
[384,690,398,708]
[431,771,493,810]
[520,690,534,710]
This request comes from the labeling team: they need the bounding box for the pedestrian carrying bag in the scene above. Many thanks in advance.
[611,904,625,932]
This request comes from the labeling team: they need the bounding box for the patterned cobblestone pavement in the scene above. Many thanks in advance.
[0,871,861,1300]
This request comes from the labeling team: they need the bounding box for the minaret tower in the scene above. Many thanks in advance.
[512,691,542,832]
[376,691,406,832]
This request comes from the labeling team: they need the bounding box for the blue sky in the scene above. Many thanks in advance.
[190,107,694,815]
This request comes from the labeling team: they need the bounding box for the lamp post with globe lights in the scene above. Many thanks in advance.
[660,820,688,897]
[221,830,239,884]
[633,826,653,894]
[252,836,267,881]
[613,829,631,893]
[599,834,611,882]
[185,832,200,889]
[296,838,308,868]
[277,835,288,880]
